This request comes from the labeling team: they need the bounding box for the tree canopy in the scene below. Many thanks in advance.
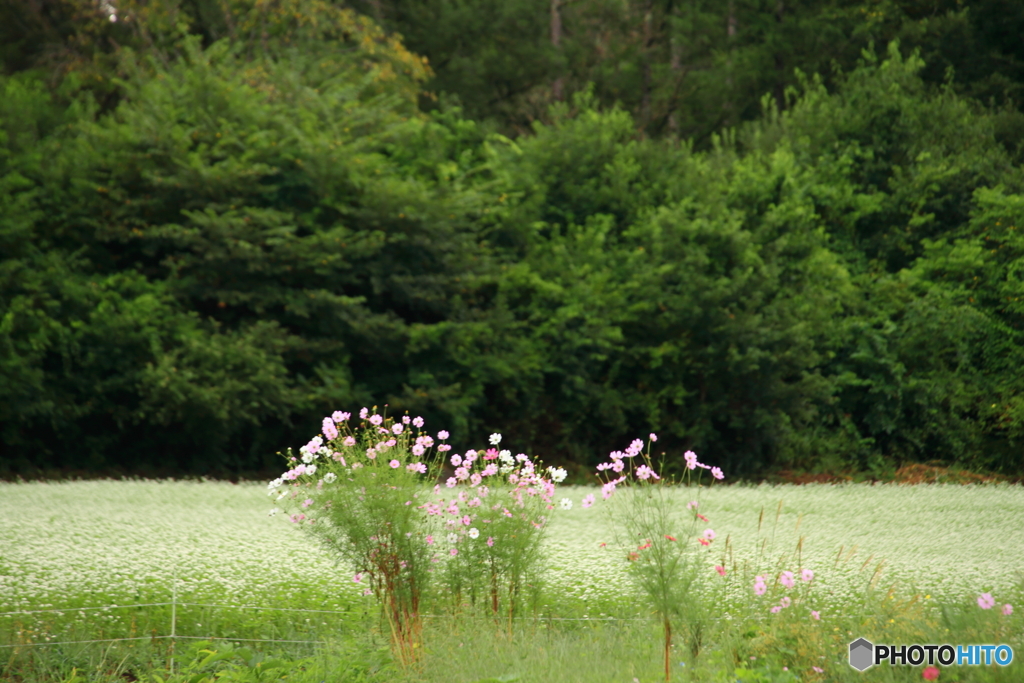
[3,0,1024,479]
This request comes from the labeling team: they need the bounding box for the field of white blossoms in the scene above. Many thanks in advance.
[2,479,1022,683]
[2,479,1021,619]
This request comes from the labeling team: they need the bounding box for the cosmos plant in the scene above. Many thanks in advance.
[593,435,726,682]
[268,410,565,661]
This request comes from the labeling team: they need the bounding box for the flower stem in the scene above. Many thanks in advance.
[664,616,672,682]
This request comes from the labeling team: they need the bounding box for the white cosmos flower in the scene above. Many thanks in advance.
[559,498,572,510]
[323,473,337,484]
[447,533,459,544]
[489,433,502,445]
[548,467,568,483]
[268,508,280,516]
[306,464,317,475]
[468,528,480,539]
[301,452,314,464]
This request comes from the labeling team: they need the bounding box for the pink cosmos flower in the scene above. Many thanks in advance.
[366,448,377,459]
[455,466,469,480]
[413,416,424,427]
[447,502,459,516]
[812,666,824,673]
[449,548,457,556]
[412,444,425,456]
[811,610,820,620]
[461,515,471,526]
[770,606,782,613]
[649,433,658,442]
[438,430,449,440]
[601,482,617,499]
[1003,604,1013,616]
[636,465,657,480]
[922,666,939,681]
[392,423,404,435]
[703,528,716,541]
[407,462,427,474]
[332,411,349,423]
[582,494,595,508]
[780,571,795,589]
[684,451,698,470]
[446,477,457,488]
[754,577,767,596]
[978,593,996,609]
[389,459,400,468]
[451,454,463,467]
[779,597,791,608]
[369,414,383,426]
[487,537,494,547]
[686,501,699,510]
[426,535,434,545]
[470,473,483,487]
[359,407,369,419]
[715,565,726,576]
[343,436,356,447]
[322,418,339,441]
[711,467,724,480]
[301,498,313,508]
[353,573,362,583]
[802,568,814,582]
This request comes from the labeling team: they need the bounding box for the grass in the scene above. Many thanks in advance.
[2,479,1022,682]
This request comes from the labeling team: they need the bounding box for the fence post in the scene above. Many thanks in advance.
[169,563,177,676]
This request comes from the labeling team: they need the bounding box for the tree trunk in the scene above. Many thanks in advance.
[774,0,785,111]
[368,0,384,24]
[551,0,564,99]
[667,1,682,135]
[640,0,654,131]
[723,0,736,124]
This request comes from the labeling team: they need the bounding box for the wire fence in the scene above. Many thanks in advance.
[0,599,351,650]
[0,599,895,651]
[0,565,898,659]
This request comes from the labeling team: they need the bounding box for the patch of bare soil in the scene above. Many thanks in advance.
[770,462,1017,485]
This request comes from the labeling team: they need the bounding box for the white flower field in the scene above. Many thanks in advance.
[2,480,1021,617]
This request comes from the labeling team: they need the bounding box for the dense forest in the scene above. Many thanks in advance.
[3,0,1024,479]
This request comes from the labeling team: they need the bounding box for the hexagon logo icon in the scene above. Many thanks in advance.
[849,637,874,671]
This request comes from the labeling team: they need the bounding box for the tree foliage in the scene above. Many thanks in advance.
[3,0,1024,478]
